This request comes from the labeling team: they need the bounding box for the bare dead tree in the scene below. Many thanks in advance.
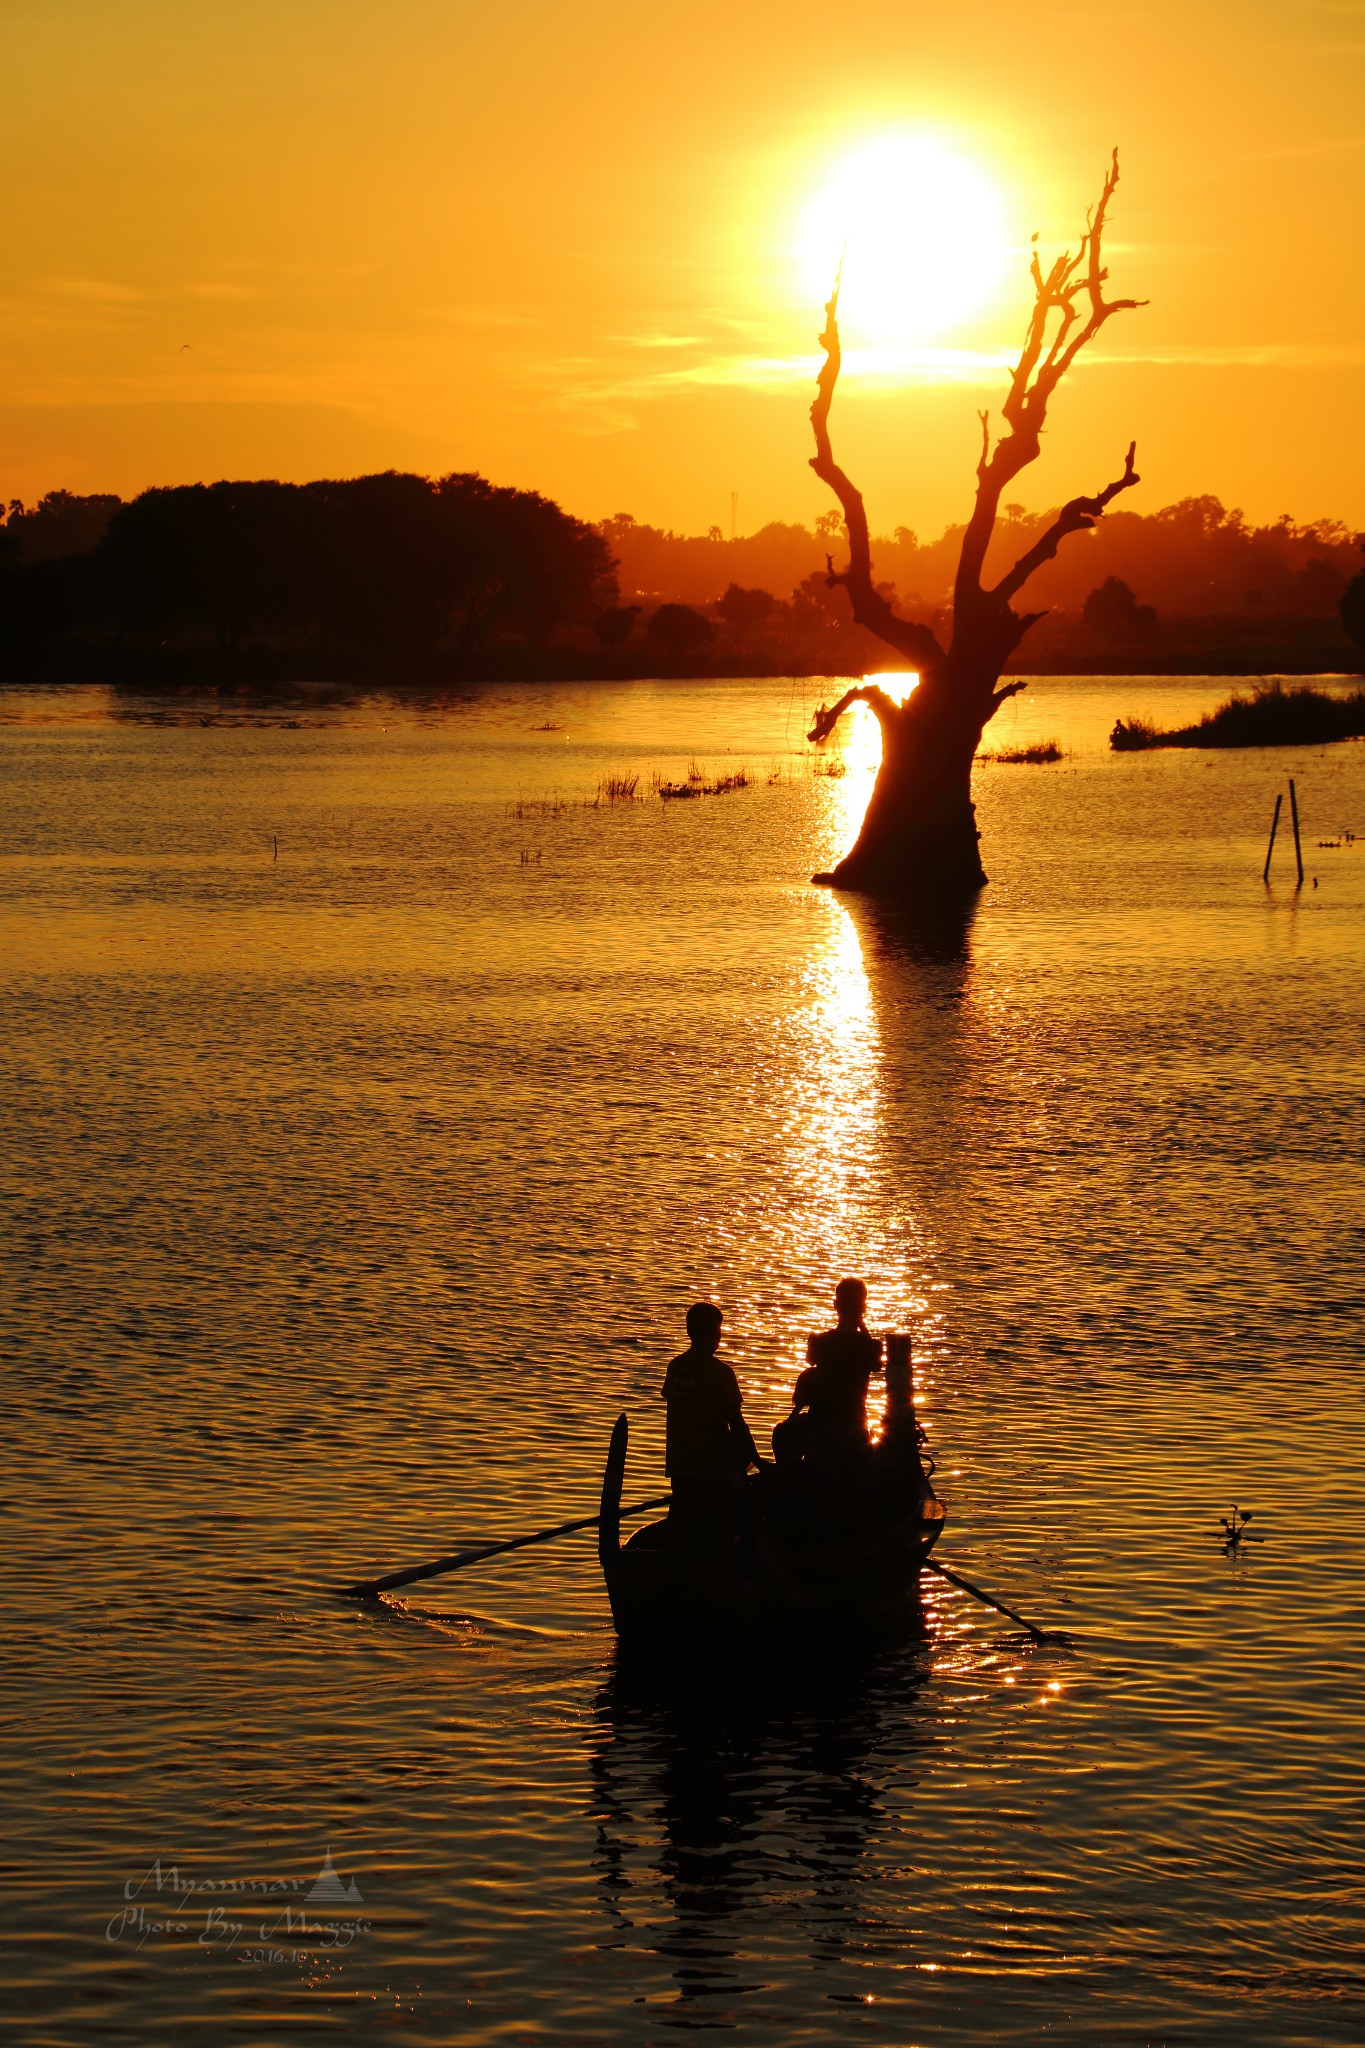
[807,149,1145,897]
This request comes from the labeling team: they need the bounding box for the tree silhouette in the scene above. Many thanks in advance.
[647,602,714,652]
[433,472,616,646]
[806,150,1144,897]
[716,583,778,632]
[3,491,121,562]
[1339,550,1365,654]
[97,481,313,651]
[1082,576,1156,633]
[595,603,641,649]
[89,470,615,660]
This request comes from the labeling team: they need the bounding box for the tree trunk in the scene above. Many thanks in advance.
[816,674,988,897]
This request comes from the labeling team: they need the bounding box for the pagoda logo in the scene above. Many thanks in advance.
[305,1849,364,1908]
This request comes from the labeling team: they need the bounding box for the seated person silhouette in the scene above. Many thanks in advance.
[773,1277,883,1535]
[662,1301,761,1558]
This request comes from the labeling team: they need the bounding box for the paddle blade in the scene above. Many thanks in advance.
[598,1412,628,1571]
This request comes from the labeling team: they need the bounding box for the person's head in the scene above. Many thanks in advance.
[685,1301,724,1354]
[833,1277,867,1328]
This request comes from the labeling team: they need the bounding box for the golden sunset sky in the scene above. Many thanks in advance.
[3,0,1363,538]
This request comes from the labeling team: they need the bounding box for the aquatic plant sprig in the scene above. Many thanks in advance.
[1216,1504,1262,1554]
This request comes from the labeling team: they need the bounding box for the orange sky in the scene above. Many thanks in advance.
[3,0,1363,539]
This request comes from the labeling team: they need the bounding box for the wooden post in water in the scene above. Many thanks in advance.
[1262,793,1282,882]
[1288,779,1304,886]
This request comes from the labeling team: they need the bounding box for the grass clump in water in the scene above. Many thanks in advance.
[979,739,1065,765]
[654,762,752,800]
[509,792,570,818]
[1111,684,1365,752]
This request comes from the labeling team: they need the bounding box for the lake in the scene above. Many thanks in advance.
[3,673,1363,2045]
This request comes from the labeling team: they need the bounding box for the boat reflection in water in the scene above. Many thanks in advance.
[588,1630,935,2018]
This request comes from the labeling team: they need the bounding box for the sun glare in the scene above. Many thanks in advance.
[797,135,1008,344]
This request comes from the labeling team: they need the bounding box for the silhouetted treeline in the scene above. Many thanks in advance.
[0,472,615,677]
[596,500,1362,675]
[604,497,1362,620]
[3,475,1362,683]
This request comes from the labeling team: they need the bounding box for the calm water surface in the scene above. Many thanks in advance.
[3,674,1363,2045]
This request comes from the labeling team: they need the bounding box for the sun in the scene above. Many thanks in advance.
[796,134,1009,344]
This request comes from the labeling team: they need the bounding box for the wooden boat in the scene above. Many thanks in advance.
[597,1411,947,1646]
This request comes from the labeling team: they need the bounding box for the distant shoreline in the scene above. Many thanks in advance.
[2,644,1360,692]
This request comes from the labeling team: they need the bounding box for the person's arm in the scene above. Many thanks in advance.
[791,1365,817,1412]
[735,1413,763,1471]
[723,1367,764,1471]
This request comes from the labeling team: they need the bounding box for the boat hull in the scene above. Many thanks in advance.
[598,1414,946,1647]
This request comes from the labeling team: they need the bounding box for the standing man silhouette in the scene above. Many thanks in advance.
[661,1302,761,1556]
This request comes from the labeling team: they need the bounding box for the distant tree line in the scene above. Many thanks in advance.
[603,499,1365,626]
[0,472,616,667]
[3,474,1362,680]
[590,570,887,657]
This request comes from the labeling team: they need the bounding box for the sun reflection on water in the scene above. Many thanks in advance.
[790,900,878,1226]
[746,879,946,1443]
[821,671,919,848]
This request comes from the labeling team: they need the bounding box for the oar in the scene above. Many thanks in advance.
[922,1556,1064,1646]
[339,1493,671,1601]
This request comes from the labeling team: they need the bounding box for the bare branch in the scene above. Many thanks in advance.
[1042,157,1147,395]
[808,283,946,674]
[992,442,1140,602]
[955,154,1144,613]
[1001,244,1056,433]
[808,683,903,744]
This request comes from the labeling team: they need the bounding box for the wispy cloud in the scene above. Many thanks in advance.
[546,330,1365,428]
[609,333,706,351]
[685,335,1365,387]
[1098,342,1365,367]
[42,277,144,302]
[574,342,1017,404]
[1230,134,1365,161]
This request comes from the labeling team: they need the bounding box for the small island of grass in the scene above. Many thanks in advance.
[1111,682,1365,752]
[979,740,1065,764]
